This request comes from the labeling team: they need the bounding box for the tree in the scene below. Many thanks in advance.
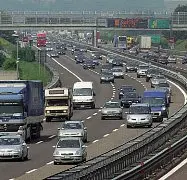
[174,5,187,12]
[3,58,16,70]
[0,52,6,67]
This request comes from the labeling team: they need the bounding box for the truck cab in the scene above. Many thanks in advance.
[142,90,169,122]
[45,88,73,122]
[73,82,95,109]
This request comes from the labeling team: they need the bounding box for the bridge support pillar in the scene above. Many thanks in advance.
[92,29,97,47]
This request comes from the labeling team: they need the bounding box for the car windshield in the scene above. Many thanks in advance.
[147,69,157,74]
[158,83,169,87]
[139,65,149,69]
[46,99,68,106]
[125,93,137,98]
[57,139,80,148]
[129,106,150,114]
[153,76,165,80]
[107,54,114,59]
[0,138,21,145]
[85,60,93,64]
[63,123,82,129]
[102,71,112,75]
[143,97,165,106]
[121,86,133,92]
[104,102,120,108]
[73,88,92,96]
[113,68,122,72]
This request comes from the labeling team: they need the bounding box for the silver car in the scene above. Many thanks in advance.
[0,135,29,161]
[127,103,152,128]
[167,55,177,64]
[106,54,115,63]
[137,64,149,78]
[58,121,87,142]
[101,101,123,120]
[53,137,87,165]
[112,67,124,79]
[150,75,167,88]
[100,71,114,83]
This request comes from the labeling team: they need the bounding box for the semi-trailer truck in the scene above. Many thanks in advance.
[0,80,44,141]
[139,35,151,53]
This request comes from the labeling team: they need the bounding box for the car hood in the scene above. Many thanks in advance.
[102,108,122,112]
[59,129,83,135]
[55,148,80,154]
[151,106,163,111]
[127,114,151,119]
[73,96,93,101]
[0,145,21,151]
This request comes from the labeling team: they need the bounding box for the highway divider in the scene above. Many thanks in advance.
[44,39,187,180]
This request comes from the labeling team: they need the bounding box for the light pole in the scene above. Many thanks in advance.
[12,34,19,79]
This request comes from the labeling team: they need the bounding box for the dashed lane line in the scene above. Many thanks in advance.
[98,109,101,112]
[86,116,92,120]
[120,124,125,127]
[36,141,43,144]
[93,113,98,116]
[48,135,56,139]
[46,161,54,165]
[26,169,37,174]
[92,139,99,143]
[103,134,110,137]
[113,129,118,132]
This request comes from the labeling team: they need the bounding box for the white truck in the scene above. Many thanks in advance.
[72,82,96,109]
[139,36,151,53]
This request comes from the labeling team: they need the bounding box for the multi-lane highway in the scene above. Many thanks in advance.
[0,47,185,180]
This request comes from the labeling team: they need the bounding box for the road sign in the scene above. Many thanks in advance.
[149,18,170,29]
[151,35,161,44]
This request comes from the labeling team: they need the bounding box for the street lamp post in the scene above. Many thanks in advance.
[12,34,19,79]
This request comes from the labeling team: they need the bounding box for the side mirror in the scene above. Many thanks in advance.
[93,92,96,96]
[58,128,60,130]
[84,127,87,130]
[22,142,26,146]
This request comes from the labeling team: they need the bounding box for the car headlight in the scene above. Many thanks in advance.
[54,151,59,156]
[75,150,82,155]
[162,107,166,111]
[63,110,67,113]
[46,111,50,113]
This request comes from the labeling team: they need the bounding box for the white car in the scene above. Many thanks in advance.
[112,67,124,78]
[167,55,177,64]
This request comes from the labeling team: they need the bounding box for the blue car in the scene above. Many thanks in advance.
[76,55,85,64]
[118,85,136,99]
[91,57,100,66]
[83,60,95,69]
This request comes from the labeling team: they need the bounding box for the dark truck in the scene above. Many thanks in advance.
[0,80,44,141]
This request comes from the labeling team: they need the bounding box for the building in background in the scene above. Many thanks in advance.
[164,0,187,12]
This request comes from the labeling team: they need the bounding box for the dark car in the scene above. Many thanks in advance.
[112,59,123,67]
[74,52,83,60]
[91,52,102,60]
[121,92,141,108]
[57,50,66,55]
[118,85,136,99]
[76,55,85,64]
[146,68,160,82]
[100,71,114,83]
[182,55,187,64]
[125,63,137,72]
[50,51,59,58]
[91,56,100,66]
[83,60,95,69]
[157,54,168,65]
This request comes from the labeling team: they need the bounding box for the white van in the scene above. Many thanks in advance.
[73,81,95,109]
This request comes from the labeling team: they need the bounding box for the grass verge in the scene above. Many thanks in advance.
[19,61,52,86]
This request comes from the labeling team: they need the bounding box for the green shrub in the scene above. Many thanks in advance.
[0,53,6,67]
[3,58,16,70]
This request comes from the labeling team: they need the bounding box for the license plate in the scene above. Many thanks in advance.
[81,105,84,108]
[64,156,70,159]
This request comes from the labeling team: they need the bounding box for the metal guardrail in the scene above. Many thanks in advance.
[44,39,187,180]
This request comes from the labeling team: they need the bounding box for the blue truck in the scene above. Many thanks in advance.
[0,80,44,141]
[142,89,169,122]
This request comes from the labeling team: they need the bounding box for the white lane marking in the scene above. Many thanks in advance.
[113,129,118,132]
[86,116,92,120]
[111,97,114,100]
[26,169,37,174]
[167,79,187,104]
[50,57,83,82]
[112,95,115,98]
[113,90,116,93]
[36,141,43,144]
[46,161,54,165]
[103,134,110,137]
[98,109,101,112]
[100,107,103,108]
[120,124,125,127]
[93,113,97,116]
[158,158,187,180]
[43,118,46,122]
[9,179,14,180]
[92,139,99,143]
[49,135,56,139]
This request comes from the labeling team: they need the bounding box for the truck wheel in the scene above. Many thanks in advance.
[46,117,51,122]
[92,103,95,109]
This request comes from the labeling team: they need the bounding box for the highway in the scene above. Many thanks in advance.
[0,48,184,180]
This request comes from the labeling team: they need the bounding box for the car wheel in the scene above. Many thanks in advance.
[92,103,95,109]
[24,151,29,160]
[101,116,105,120]
[146,78,149,82]
[19,152,25,161]
[137,75,140,78]
[54,161,58,165]
[46,117,51,122]
[100,81,102,84]
[147,124,152,128]
[127,125,131,128]
[119,116,123,120]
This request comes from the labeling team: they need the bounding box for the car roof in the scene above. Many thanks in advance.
[64,120,82,124]
[106,100,120,104]
[58,137,81,141]
[0,135,21,139]
[130,103,150,107]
